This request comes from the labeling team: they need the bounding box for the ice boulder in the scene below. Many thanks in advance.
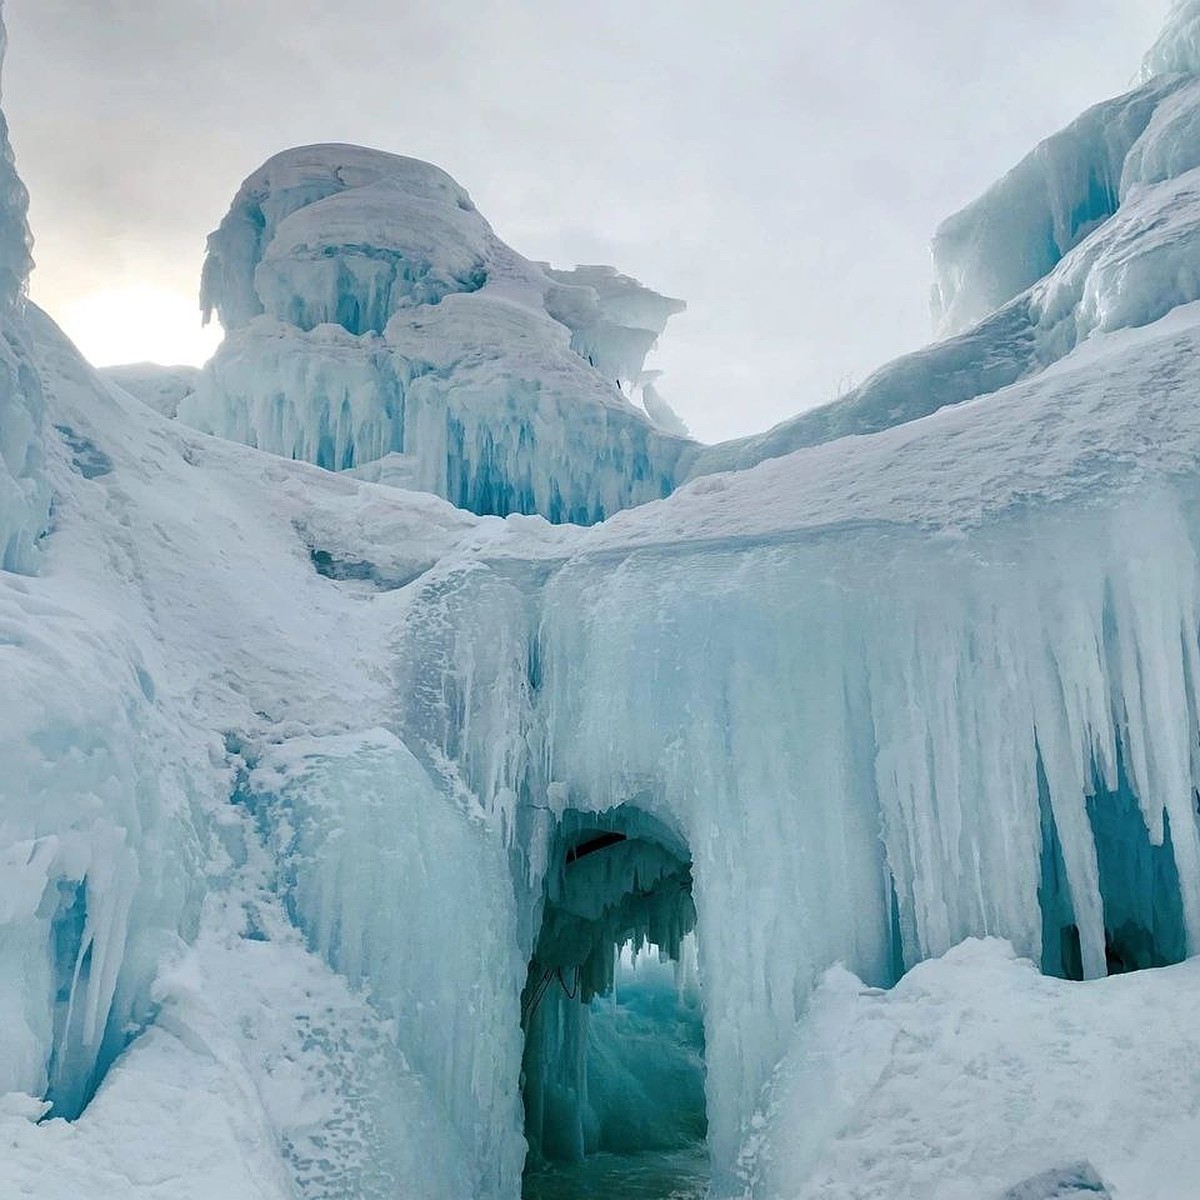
[182,145,695,523]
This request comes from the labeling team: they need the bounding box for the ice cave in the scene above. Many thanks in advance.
[9,1,1200,1198]
[520,808,707,1195]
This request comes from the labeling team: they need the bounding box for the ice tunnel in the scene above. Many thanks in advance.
[520,807,707,1188]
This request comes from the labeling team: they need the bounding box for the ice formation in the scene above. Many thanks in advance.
[181,146,695,523]
[691,52,1200,480]
[8,3,1200,1199]
[0,1,48,574]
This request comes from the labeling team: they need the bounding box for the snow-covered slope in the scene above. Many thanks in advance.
[180,145,695,524]
[747,940,1200,1199]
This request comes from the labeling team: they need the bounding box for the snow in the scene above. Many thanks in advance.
[182,145,694,523]
[100,364,200,419]
[745,940,1200,1200]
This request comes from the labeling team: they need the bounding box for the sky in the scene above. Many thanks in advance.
[2,1,1170,444]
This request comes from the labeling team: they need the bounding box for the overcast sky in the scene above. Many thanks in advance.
[3,1,1170,443]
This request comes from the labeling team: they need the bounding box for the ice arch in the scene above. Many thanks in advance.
[520,806,705,1170]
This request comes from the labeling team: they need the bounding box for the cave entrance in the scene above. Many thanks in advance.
[521,807,708,1199]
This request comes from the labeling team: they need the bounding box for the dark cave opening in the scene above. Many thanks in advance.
[520,807,708,1198]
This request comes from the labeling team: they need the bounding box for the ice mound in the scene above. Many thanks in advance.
[181,145,694,523]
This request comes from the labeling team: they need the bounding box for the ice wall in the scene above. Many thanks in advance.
[0,1,49,574]
[929,81,1182,340]
[183,145,694,523]
[242,731,527,1197]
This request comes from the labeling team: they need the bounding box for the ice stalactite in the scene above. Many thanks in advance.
[385,471,1200,1190]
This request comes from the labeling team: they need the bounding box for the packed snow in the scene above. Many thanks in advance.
[6,3,1200,1199]
[744,940,1200,1199]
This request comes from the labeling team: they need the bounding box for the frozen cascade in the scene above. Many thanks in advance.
[8,2,1200,1198]
[181,145,696,523]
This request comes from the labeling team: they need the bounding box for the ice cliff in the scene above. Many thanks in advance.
[8,4,1200,1200]
[181,145,694,524]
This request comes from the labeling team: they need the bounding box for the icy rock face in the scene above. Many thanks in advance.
[0,1,49,573]
[184,145,694,522]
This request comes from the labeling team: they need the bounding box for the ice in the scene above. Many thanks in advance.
[8,2,1200,1197]
[241,730,526,1197]
[0,2,48,574]
[929,79,1183,340]
[693,66,1200,481]
[181,145,694,523]
[1142,0,1200,80]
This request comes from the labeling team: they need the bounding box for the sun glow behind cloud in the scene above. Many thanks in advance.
[57,285,222,368]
